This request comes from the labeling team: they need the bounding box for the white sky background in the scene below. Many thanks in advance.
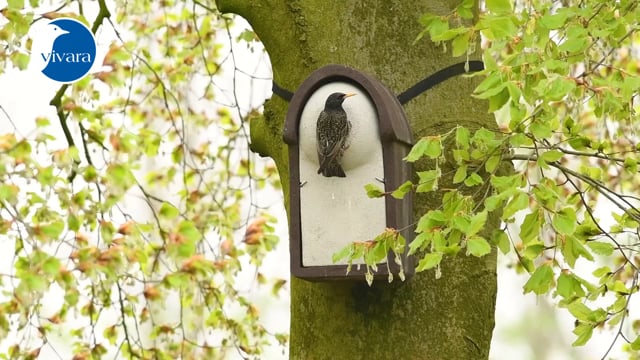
[0,1,630,359]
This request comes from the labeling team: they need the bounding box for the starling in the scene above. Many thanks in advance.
[316,92,356,177]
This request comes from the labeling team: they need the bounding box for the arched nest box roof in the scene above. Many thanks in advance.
[284,65,413,147]
[284,64,414,281]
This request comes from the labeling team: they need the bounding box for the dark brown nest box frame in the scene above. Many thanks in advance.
[283,64,415,281]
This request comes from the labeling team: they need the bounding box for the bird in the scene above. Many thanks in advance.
[316,92,356,177]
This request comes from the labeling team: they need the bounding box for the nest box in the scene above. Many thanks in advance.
[283,64,414,281]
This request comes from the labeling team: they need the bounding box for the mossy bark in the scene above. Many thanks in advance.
[217,1,498,359]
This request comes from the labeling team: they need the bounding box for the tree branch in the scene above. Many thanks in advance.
[506,154,640,222]
[49,0,112,181]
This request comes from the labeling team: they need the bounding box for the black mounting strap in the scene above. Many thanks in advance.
[396,60,484,104]
[272,81,294,102]
[271,60,484,105]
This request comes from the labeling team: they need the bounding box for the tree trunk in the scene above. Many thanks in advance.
[217,1,498,358]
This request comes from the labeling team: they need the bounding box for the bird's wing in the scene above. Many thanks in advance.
[316,111,329,156]
[316,110,349,166]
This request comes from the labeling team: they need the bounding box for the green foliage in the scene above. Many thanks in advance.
[340,0,640,356]
[333,228,407,286]
[0,1,285,359]
[410,0,640,356]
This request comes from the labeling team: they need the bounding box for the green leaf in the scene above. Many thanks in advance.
[562,235,594,268]
[42,256,61,276]
[556,272,585,299]
[610,280,630,295]
[475,72,503,94]
[572,323,593,346]
[540,11,571,29]
[0,184,19,203]
[607,294,627,314]
[332,244,352,263]
[467,211,487,236]
[522,242,545,259]
[12,52,29,70]
[533,178,562,208]
[491,174,525,191]
[431,28,468,42]
[453,149,469,163]
[519,257,535,273]
[530,120,553,139]
[453,165,467,184]
[484,16,517,38]
[491,230,510,254]
[8,0,24,10]
[455,127,470,150]
[171,146,183,164]
[586,241,614,256]
[540,150,564,163]
[567,302,593,322]
[553,208,577,234]
[485,155,501,173]
[176,242,196,258]
[163,272,189,289]
[104,325,117,346]
[451,32,470,57]
[370,241,388,263]
[416,210,447,232]
[543,77,577,101]
[463,173,483,187]
[106,164,136,190]
[623,157,638,173]
[575,219,601,239]
[474,81,507,99]
[177,220,202,243]
[141,130,161,157]
[408,232,431,255]
[427,17,450,41]
[405,137,441,162]
[365,183,385,198]
[502,191,529,219]
[519,209,541,244]
[484,194,504,212]
[457,0,474,18]
[592,266,611,278]
[404,139,425,162]
[488,88,510,112]
[423,137,442,158]
[21,273,47,292]
[39,220,65,240]
[485,0,512,13]
[159,203,180,219]
[391,180,413,199]
[568,137,591,150]
[35,117,51,127]
[68,213,80,232]
[393,232,406,254]
[100,222,115,243]
[416,252,443,272]
[523,264,554,295]
[416,169,440,193]
[467,236,491,257]
[452,216,470,233]
[558,31,588,53]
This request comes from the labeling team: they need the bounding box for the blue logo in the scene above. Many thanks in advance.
[37,18,96,83]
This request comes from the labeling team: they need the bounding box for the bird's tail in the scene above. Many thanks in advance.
[317,162,346,177]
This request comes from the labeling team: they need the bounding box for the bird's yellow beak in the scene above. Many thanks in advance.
[344,93,356,98]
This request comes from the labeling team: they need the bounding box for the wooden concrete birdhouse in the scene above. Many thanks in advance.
[283,64,415,281]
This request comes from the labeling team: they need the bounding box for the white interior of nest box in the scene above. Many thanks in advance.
[298,82,387,267]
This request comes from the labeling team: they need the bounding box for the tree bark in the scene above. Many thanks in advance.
[217,1,498,358]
